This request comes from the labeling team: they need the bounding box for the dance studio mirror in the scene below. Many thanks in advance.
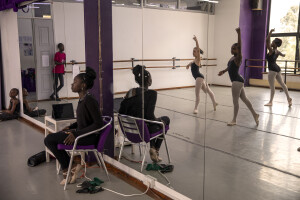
[113,1,214,198]
[17,0,86,123]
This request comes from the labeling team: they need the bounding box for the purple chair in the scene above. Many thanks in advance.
[57,116,112,190]
[117,114,171,172]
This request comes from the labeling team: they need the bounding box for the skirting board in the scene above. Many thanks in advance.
[103,155,192,200]
[249,79,300,90]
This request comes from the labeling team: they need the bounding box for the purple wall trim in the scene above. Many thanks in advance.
[239,0,270,85]
[84,0,114,157]
[0,0,36,12]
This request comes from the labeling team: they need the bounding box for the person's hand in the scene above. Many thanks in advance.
[235,27,240,33]
[62,126,70,131]
[270,28,275,33]
[193,35,197,41]
[186,65,189,69]
[64,132,75,145]
[218,70,225,76]
[282,54,286,57]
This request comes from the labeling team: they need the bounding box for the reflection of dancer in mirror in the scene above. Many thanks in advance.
[50,43,66,101]
[0,88,20,121]
[264,29,292,107]
[218,28,259,126]
[186,35,217,114]
[119,65,170,163]
[22,88,46,117]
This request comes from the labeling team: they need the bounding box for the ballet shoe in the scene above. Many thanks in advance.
[156,150,162,162]
[149,148,159,163]
[254,114,259,126]
[213,103,218,111]
[288,98,292,107]
[193,109,198,114]
[60,167,77,185]
[227,121,237,126]
[264,102,273,106]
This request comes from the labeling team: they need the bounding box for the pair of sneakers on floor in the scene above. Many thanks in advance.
[149,148,162,163]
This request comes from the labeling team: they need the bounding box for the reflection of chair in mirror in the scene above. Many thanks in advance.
[57,116,112,190]
[118,114,170,172]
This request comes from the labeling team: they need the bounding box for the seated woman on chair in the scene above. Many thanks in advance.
[22,88,46,117]
[44,67,103,185]
[0,88,20,121]
[119,65,170,163]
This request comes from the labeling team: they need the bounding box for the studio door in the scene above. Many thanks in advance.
[33,19,54,100]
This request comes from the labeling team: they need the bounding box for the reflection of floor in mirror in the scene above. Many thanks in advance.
[28,99,78,123]
[0,120,152,200]
[117,85,300,200]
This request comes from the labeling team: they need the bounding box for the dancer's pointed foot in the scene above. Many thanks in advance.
[288,98,292,107]
[213,103,218,111]
[227,121,237,126]
[193,109,198,114]
[264,102,272,106]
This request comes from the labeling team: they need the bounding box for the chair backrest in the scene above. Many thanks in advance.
[97,116,113,153]
[118,114,151,143]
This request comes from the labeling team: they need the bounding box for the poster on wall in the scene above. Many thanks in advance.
[23,43,33,56]
[42,55,50,67]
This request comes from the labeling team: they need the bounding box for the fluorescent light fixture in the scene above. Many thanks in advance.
[112,1,116,3]
[209,0,219,3]
[115,3,125,6]
[43,15,51,19]
[133,3,140,6]
[29,6,39,8]
[146,3,159,7]
[75,0,84,2]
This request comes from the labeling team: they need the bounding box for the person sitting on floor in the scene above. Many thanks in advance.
[0,88,20,121]
[44,67,104,185]
[119,65,170,163]
[22,88,46,117]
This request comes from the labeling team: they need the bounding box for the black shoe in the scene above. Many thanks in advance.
[55,98,61,101]
[50,94,55,100]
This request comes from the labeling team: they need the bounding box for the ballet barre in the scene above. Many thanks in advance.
[245,58,300,85]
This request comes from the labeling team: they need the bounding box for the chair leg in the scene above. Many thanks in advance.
[97,152,110,181]
[57,161,61,175]
[140,143,147,172]
[118,138,125,161]
[64,152,75,190]
[139,144,142,156]
[93,151,103,175]
[164,137,171,164]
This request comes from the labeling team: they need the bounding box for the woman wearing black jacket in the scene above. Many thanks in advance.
[119,65,170,163]
[44,67,103,185]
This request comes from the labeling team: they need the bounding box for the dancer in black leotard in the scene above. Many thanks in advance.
[265,29,292,107]
[218,28,259,126]
[186,35,217,114]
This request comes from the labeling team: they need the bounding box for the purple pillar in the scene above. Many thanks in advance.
[84,0,114,157]
[239,0,270,84]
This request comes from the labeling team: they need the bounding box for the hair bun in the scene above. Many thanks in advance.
[132,65,145,76]
[85,67,96,81]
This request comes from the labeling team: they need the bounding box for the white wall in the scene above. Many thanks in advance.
[52,2,85,98]
[113,7,215,93]
[0,9,22,109]
[17,18,35,71]
[212,0,240,86]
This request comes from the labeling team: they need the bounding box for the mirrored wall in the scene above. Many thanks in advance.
[17,0,85,123]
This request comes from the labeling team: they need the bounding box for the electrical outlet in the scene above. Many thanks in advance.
[143,175,157,188]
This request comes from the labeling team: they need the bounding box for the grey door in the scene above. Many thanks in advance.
[33,19,54,100]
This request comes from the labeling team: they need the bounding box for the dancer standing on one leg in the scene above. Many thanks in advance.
[264,29,292,107]
[186,35,217,114]
[218,28,259,126]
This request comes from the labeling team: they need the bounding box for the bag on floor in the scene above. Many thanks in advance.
[27,151,46,167]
